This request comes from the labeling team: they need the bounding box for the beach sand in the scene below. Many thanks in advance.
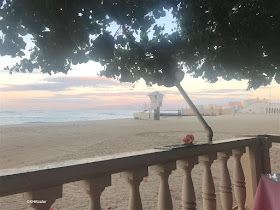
[0,114,280,209]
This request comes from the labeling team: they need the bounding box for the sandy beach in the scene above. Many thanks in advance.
[0,114,280,210]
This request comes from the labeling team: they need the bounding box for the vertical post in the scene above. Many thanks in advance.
[151,162,176,210]
[217,151,232,210]
[241,136,272,210]
[259,136,272,174]
[241,143,261,210]
[177,157,198,210]
[199,154,217,210]
[175,82,213,143]
[232,148,246,210]
[154,107,160,120]
[121,168,148,210]
[23,185,62,210]
[79,176,111,210]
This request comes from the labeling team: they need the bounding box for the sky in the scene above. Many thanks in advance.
[1,58,279,110]
[0,10,280,110]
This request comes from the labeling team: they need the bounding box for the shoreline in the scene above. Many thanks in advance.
[0,109,136,126]
[0,117,134,127]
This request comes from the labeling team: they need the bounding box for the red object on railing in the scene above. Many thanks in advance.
[183,134,194,144]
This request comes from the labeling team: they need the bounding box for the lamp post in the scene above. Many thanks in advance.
[164,70,213,143]
[174,81,213,143]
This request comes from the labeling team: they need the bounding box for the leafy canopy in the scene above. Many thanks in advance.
[0,0,279,89]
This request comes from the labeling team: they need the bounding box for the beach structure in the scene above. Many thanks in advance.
[134,91,164,120]
[147,91,164,120]
[1,135,279,210]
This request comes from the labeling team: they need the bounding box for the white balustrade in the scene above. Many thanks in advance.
[79,176,111,210]
[151,162,176,210]
[217,151,232,210]
[121,167,148,210]
[199,154,217,210]
[1,136,278,210]
[232,148,246,210]
[177,157,198,210]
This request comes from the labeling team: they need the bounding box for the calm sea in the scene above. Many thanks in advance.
[0,110,135,125]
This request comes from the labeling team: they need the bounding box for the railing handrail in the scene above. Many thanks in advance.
[0,135,278,197]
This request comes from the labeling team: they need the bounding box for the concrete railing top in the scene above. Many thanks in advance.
[0,135,279,197]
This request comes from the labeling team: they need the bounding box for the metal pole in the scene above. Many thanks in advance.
[175,81,213,143]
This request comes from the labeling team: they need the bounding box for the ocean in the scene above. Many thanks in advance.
[0,110,135,125]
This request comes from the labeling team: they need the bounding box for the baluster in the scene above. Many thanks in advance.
[121,167,148,210]
[217,151,232,210]
[151,162,176,210]
[177,157,198,210]
[232,148,246,210]
[23,185,62,210]
[79,176,111,210]
[199,154,217,210]
[260,136,272,174]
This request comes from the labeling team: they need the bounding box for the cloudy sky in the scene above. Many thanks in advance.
[0,11,279,110]
[1,56,279,110]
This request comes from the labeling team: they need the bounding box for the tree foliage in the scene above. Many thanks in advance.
[0,0,279,89]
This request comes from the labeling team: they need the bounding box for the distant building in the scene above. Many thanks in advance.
[239,102,280,114]
[233,105,243,112]
[244,98,269,107]
[182,105,234,116]
[229,101,243,107]
[204,104,217,109]
[196,105,204,109]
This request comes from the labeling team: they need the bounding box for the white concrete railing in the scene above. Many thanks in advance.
[0,135,279,210]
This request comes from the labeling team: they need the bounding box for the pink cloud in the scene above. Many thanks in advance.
[0,76,133,92]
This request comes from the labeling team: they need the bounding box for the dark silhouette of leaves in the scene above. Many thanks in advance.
[0,0,279,89]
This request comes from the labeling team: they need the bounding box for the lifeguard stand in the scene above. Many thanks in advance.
[147,91,164,120]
